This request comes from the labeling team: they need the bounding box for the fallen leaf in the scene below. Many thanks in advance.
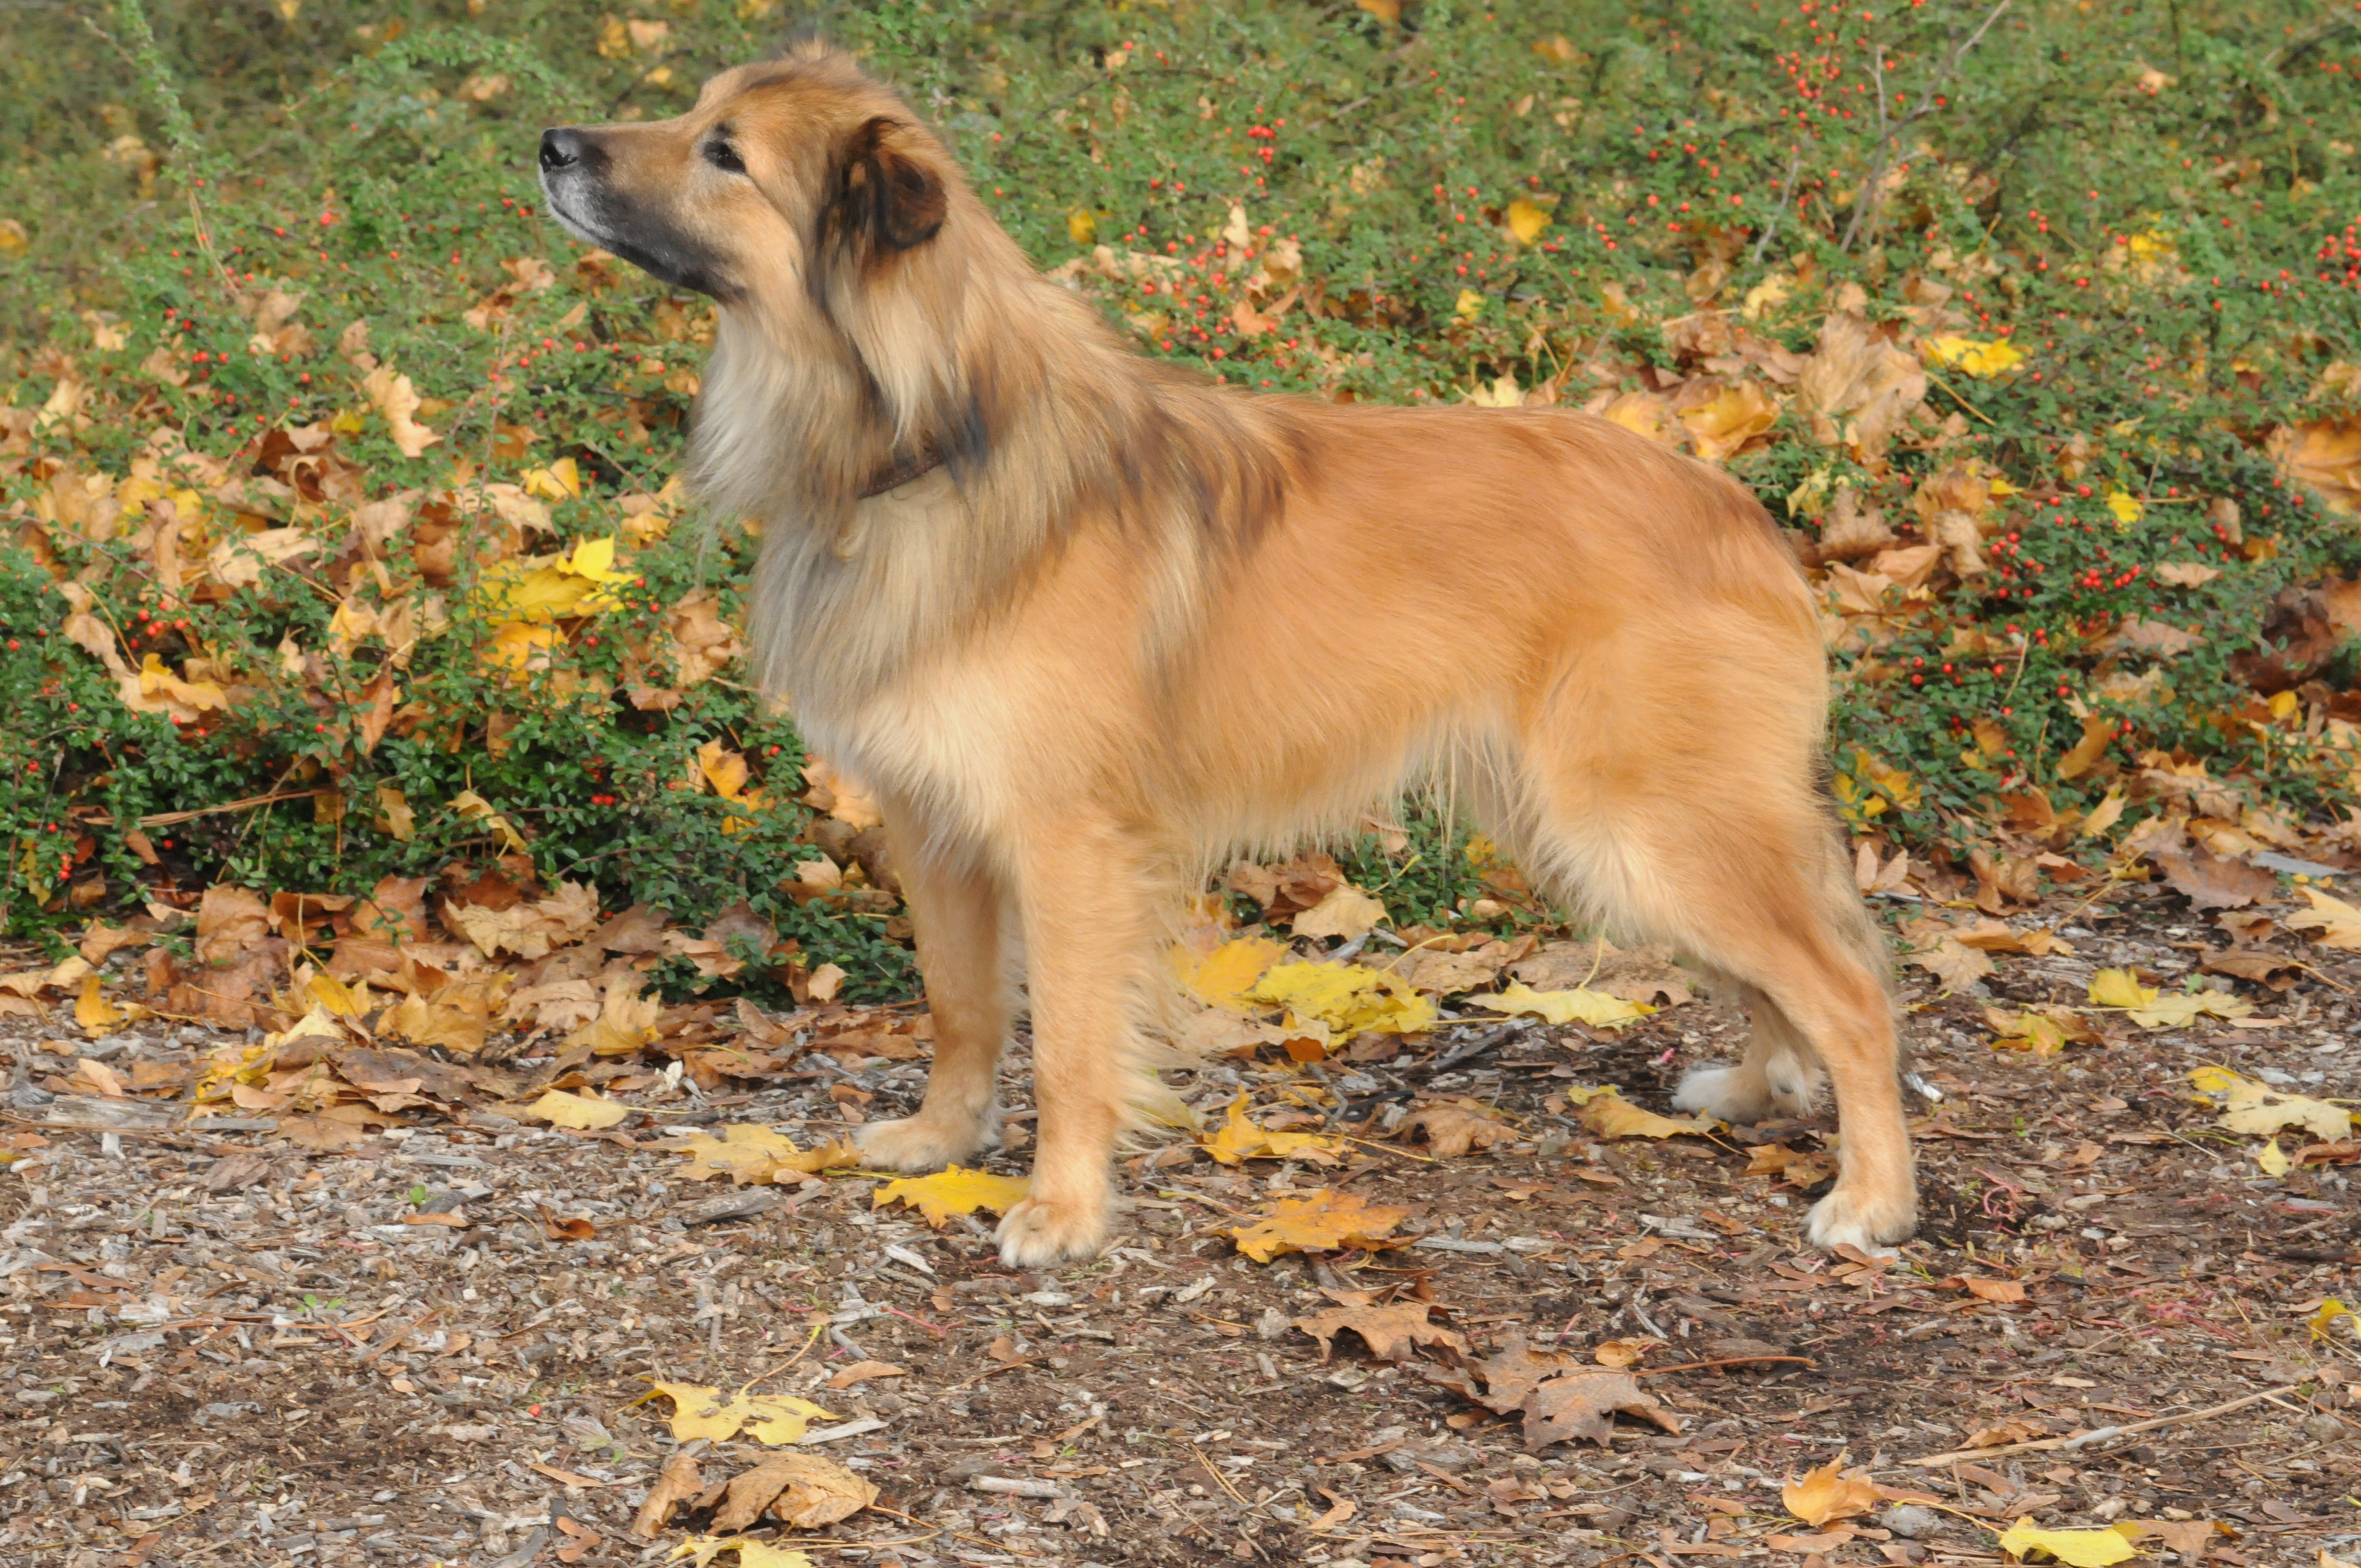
[1911,936,1995,990]
[1169,934,1288,1009]
[2150,848,2276,911]
[1402,1102,1521,1158]
[632,1452,703,1538]
[1963,1277,2028,1304]
[667,1124,855,1184]
[521,1088,629,1130]
[2286,886,2361,949]
[669,1537,817,1568]
[1924,335,2026,378]
[2087,970,2252,1029]
[801,754,881,830]
[2190,1065,2353,1142]
[1591,1336,1663,1369]
[361,364,440,458]
[1524,1370,1679,1450]
[1228,1187,1414,1262]
[2274,416,2361,517]
[650,1382,835,1446]
[1993,1518,2137,1566]
[1293,1302,1468,1362]
[2257,1137,2292,1177]
[1471,979,1652,1028]
[1247,961,1436,1035]
[1571,1086,1713,1140]
[1966,1417,2049,1447]
[1290,883,1388,940]
[1200,1095,1348,1166]
[825,1360,906,1390]
[1504,198,1552,244]
[1677,377,1780,464]
[74,974,122,1033]
[871,1166,1031,1226]
[1982,1006,2095,1057]
[1782,1461,1883,1528]
[708,1452,877,1531]
[1745,1143,1840,1188]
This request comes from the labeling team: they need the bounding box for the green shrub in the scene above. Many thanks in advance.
[0,0,2357,995]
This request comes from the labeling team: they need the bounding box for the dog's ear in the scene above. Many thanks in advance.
[836,116,946,253]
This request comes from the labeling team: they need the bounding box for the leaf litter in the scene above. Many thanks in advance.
[9,857,2361,1568]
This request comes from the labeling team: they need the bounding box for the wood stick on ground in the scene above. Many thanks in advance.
[1905,1383,2305,1467]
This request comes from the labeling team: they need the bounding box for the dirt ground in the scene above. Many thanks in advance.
[4,879,2359,1568]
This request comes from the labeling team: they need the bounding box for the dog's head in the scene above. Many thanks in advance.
[536,42,953,311]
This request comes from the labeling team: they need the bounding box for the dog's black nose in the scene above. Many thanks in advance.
[539,128,589,173]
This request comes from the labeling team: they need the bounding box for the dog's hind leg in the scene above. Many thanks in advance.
[1511,729,1914,1251]
[853,813,1013,1173]
[992,815,1150,1267]
[1669,979,1818,1125]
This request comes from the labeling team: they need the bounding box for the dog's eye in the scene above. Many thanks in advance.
[704,140,746,174]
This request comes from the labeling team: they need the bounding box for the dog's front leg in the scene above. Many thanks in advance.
[993,821,1143,1268]
[853,815,1011,1173]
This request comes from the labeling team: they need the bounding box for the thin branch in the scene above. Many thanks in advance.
[1905,1382,2305,1467]
[1752,147,1804,265]
[1842,0,2012,252]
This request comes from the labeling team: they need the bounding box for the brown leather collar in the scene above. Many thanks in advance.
[857,444,945,499]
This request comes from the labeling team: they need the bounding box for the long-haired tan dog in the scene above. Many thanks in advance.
[539,43,1914,1266]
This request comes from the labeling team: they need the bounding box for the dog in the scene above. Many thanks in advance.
[538,42,1916,1267]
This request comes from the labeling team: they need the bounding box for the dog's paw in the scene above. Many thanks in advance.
[1804,1180,1918,1252]
[1672,1065,1773,1125]
[1672,1062,1814,1125]
[995,1191,1111,1268]
[853,1112,993,1174]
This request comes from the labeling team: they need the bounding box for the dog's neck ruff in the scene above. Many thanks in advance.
[857,443,944,499]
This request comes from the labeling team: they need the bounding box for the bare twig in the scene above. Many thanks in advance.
[1904,1382,2304,1467]
[1752,147,1804,265]
[1841,0,2012,252]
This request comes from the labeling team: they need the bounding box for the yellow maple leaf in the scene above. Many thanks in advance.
[75,973,122,1033]
[138,653,227,712]
[2088,968,2153,1010]
[1246,962,1435,1036]
[1925,335,2026,378]
[1571,1085,1713,1140]
[1678,379,1780,464]
[650,1382,834,1445]
[872,1166,1031,1226]
[670,1538,818,1568]
[2257,1137,2292,1177]
[1171,934,1288,1010]
[521,1088,629,1130]
[1782,1461,1882,1528]
[450,788,529,853]
[1994,1518,2136,1566]
[1473,980,1652,1030]
[698,738,750,801]
[1504,198,1552,244]
[666,1124,852,1184]
[1228,1187,1413,1263]
[1985,1010,2070,1057]
[521,456,583,500]
[2189,1065,2352,1143]
[1199,1095,1347,1167]
[2285,886,2361,949]
[2310,1298,2357,1340]
[375,784,415,841]
[2105,490,2144,524]
[1455,288,1484,321]
[2090,971,2250,1029]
